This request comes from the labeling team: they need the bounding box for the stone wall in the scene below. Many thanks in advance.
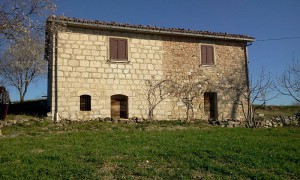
[49,27,249,121]
[162,36,248,120]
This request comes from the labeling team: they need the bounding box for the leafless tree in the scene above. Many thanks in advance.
[173,78,212,122]
[145,79,175,120]
[0,0,57,102]
[0,0,56,40]
[278,59,300,103]
[176,82,202,121]
[146,78,212,121]
[226,68,276,127]
[0,35,47,102]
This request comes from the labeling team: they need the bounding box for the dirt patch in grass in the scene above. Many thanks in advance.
[98,161,118,178]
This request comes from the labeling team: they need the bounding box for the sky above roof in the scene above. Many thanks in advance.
[12,0,300,105]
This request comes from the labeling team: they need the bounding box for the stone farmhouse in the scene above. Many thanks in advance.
[45,16,255,121]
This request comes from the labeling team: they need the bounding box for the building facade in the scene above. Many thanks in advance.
[45,16,255,121]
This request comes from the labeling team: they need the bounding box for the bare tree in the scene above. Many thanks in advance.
[176,82,202,121]
[0,35,47,102]
[173,78,212,122]
[0,0,56,40]
[146,78,212,121]
[0,0,57,102]
[145,79,175,120]
[226,68,276,127]
[278,59,300,103]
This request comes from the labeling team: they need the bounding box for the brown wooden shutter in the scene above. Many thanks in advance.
[110,38,128,60]
[118,39,127,60]
[110,38,118,60]
[201,45,214,65]
[201,45,207,64]
[206,46,214,65]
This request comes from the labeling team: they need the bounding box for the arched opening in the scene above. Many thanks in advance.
[111,94,128,119]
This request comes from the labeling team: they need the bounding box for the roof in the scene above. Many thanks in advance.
[47,15,255,42]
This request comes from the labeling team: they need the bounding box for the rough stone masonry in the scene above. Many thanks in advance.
[45,16,255,121]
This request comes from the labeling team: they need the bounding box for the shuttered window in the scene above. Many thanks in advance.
[80,95,91,111]
[201,45,214,65]
[110,38,128,61]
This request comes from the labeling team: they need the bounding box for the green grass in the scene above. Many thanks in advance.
[0,120,299,179]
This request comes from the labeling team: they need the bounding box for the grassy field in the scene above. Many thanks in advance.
[0,120,299,179]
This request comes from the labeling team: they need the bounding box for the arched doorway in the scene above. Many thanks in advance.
[111,94,128,119]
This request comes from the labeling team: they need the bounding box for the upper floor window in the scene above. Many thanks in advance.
[201,45,214,65]
[80,95,91,111]
[109,38,128,61]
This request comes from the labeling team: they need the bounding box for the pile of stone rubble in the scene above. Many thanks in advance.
[208,119,245,128]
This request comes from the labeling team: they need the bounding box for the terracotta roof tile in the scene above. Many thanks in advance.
[47,15,255,41]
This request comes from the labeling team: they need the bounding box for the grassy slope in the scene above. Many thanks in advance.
[0,121,299,179]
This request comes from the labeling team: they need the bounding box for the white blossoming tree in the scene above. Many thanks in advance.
[0,0,56,40]
[0,36,47,102]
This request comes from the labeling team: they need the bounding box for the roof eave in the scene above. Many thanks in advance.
[49,19,255,42]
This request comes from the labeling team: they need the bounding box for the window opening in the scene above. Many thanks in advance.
[201,45,214,65]
[80,95,91,111]
[110,38,128,61]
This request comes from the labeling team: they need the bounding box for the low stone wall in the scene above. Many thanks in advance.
[59,116,146,125]
[208,119,245,128]
[208,114,300,128]
[1,114,299,136]
[0,116,48,129]
[261,115,299,128]
[0,117,45,136]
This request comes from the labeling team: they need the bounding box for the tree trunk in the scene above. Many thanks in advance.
[148,108,154,121]
[20,93,25,102]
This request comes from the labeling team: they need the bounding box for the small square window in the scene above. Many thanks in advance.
[110,38,128,61]
[201,45,214,65]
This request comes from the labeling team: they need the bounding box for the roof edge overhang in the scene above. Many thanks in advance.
[47,18,255,43]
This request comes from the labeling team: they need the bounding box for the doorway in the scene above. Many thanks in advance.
[204,92,218,120]
[111,94,128,119]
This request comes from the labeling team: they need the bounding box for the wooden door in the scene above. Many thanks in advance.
[111,99,121,119]
[204,93,218,120]
[111,95,128,119]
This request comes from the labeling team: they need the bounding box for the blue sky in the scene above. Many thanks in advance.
[11,0,300,105]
